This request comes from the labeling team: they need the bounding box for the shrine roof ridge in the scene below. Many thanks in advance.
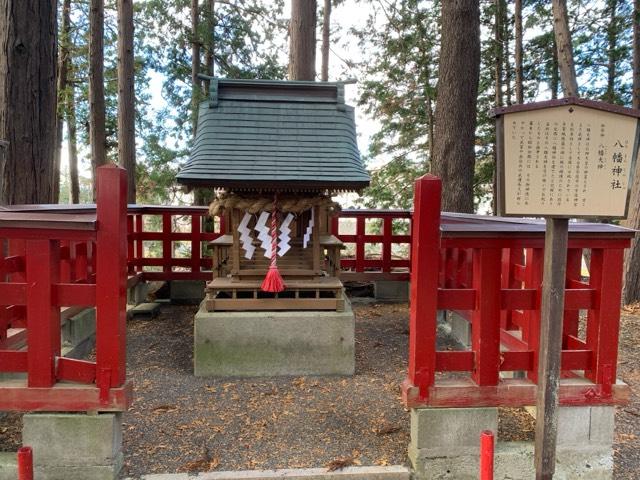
[490,97,640,119]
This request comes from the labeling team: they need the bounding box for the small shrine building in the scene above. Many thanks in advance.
[177,79,370,313]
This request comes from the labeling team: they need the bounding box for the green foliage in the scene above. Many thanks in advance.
[350,0,635,212]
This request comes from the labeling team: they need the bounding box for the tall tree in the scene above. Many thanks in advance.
[90,0,107,198]
[204,0,215,92]
[353,0,439,209]
[55,0,74,203]
[0,0,58,204]
[117,0,136,203]
[624,0,640,304]
[604,0,619,103]
[191,0,201,134]
[494,0,504,108]
[68,83,80,204]
[514,0,523,103]
[432,0,481,213]
[288,0,317,80]
[321,0,331,81]
[552,0,578,97]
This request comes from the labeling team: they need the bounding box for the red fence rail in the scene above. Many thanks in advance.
[1,174,633,412]
[331,210,412,281]
[402,174,633,408]
[127,206,223,281]
[0,166,131,412]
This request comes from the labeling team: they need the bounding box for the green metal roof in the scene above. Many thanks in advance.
[176,79,370,191]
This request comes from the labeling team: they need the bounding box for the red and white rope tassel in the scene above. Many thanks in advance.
[260,194,285,293]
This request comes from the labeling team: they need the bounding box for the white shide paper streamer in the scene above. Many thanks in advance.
[238,212,255,260]
[254,211,273,258]
[303,208,314,248]
[278,213,294,257]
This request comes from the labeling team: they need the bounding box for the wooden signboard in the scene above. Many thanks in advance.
[494,98,640,218]
[492,97,640,480]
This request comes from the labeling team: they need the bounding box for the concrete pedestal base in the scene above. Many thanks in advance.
[22,413,123,480]
[171,280,206,304]
[194,300,355,377]
[0,452,16,480]
[409,406,615,479]
[374,280,409,302]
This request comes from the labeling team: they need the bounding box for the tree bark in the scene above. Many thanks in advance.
[623,0,640,304]
[68,82,80,204]
[321,0,331,81]
[515,0,523,103]
[117,0,136,203]
[604,0,618,104]
[204,0,215,93]
[191,0,201,135]
[0,0,57,204]
[551,0,578,97]
[494,0,504,107]
[551,35,559,99]
[288,0,317,81]
[90,0,107,199]
[55,0,73,204]
[432,0,481,214]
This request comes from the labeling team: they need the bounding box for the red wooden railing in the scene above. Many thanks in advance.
[1,173,633,413]
[403,174,633,408]
[0,166,131,412]
[127,206,223,281]
[331,210,412,281]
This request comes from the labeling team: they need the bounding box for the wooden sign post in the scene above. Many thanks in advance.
[492,98,640,480]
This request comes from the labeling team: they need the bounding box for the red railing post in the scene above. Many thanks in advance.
[355,216,365,272]
[562,248,582,348]
[525,248,544,383]
[585,247,625,393]
[96,165,128,389]
[407,175,442,400]
[480,430,494,480]
[25,239,60,388]
[191,214,201,275]
[471,247,502,386]
[17,446,33,480]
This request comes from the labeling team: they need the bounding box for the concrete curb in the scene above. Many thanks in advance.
[126,465,410,480]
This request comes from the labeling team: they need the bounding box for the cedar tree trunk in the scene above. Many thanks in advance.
[0,0,57,204]
[623,0,640,304]
[289,0,317,81]
[321,0,331,81]
[552,0,578,97]
[431,0,481,214]
[117,0,136,203]
[90,0,107,199]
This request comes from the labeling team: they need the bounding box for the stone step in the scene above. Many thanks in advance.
[127,302,161,318]
[0,452,17,480]
[127,465,410,480]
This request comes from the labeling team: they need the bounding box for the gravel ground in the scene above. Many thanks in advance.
[1,302,639,478]
[121,302,413,477]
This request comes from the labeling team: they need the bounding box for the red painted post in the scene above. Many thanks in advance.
[562,248,582,348]
[471,247,502,386]
[191,214,201,275]
[585,247,625,391]
[382,216,392,273]
[162,212,172,276]
[355,216,365,272]
[525,248,544,383]
[408,175,442,400]
[480,430,494,480]
[25,239,60,387]
[17,446,33,480]
[96,165,128,389]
